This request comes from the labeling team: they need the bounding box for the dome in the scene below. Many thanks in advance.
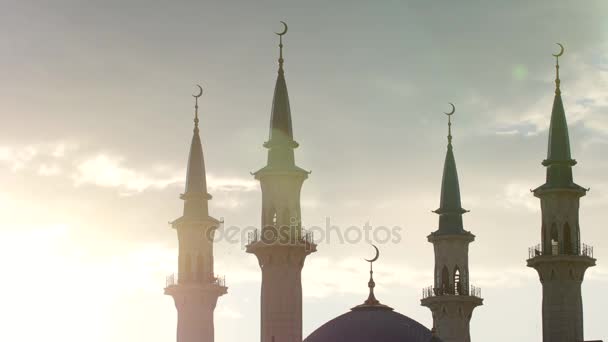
[303,305,434,342]
[306,247,439,342]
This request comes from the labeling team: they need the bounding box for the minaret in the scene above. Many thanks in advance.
[246,21,316,342]
[165,85,227,342]
[527,44,596,342]
[421,104,482,342]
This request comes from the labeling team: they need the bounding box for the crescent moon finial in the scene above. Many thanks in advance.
[552,43,564,58]
[552,43,564,93]
[443,103,455,144]
[192,84,203,98]
[275,21,288,71]
[444,102,455,116]
[192,84,203,129]
[364,244,380,263]
[275,21,288,36]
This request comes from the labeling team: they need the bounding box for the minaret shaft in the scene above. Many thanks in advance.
[422,234,481,342]
[528,191,595,342]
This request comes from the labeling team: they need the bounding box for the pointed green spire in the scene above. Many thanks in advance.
[535,44,586,194]
[255,22,308,177]
[433,104,467,235]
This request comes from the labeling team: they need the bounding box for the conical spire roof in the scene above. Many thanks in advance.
[254,22,309,177]
[268,65,294,143]
[436,144,464,215]
[534,44,586,194]
[433,105,467,235]
[545,93,572,163]
[184,124,209,197]
[173,87,215,226]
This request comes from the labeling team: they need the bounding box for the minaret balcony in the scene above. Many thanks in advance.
[528,243,594,259]
[421,284,482,299]
[246,227,316,250]
[165,273,227,290]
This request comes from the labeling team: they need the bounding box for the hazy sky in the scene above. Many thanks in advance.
[1,1,607,341]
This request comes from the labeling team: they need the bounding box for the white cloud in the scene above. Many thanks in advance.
[0,145,38,171]
[207,175,257,192]
[495,129,519,136]
[73,154,183,193]
[496,53,608,137]
[72,154,257,196]
[0,141,77,172]
[500,182,539,212]
[38,163,62,176]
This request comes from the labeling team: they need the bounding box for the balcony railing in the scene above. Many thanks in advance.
[247,227,315,246]
[422,284,481,299]
[528,243,594,259]
[165,273,226,288]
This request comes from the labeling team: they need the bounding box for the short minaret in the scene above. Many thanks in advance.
[421,104,482,342]
[527,44,596,342]
[165,86,227,342]
[246,22,316,342]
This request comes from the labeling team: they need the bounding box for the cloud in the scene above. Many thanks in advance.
[73,154,183,193]
[500,182,539,212]
[495,52,608,137]
[72,153,258,196]
[0,141,77,172]
[207,175,257,193]
[495,129,519,136]
[0,145,38,171]
[38,163,62,176]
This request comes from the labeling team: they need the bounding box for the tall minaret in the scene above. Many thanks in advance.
[421,104,482,342]
[165,85,227,342]
[527,44,596,342]
[246,21,316,342]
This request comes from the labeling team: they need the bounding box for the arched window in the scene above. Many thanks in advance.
[550,223,559,255]
[441,266,450,294]
[563,223,573,255]
[454,266,461,295]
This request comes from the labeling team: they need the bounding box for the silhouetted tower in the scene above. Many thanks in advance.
[165,86,227,342]
[421,104,482,342]
[246,22,316,342]
[527,44,596,342]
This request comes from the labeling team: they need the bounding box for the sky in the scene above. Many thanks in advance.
[0,0,607,341]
